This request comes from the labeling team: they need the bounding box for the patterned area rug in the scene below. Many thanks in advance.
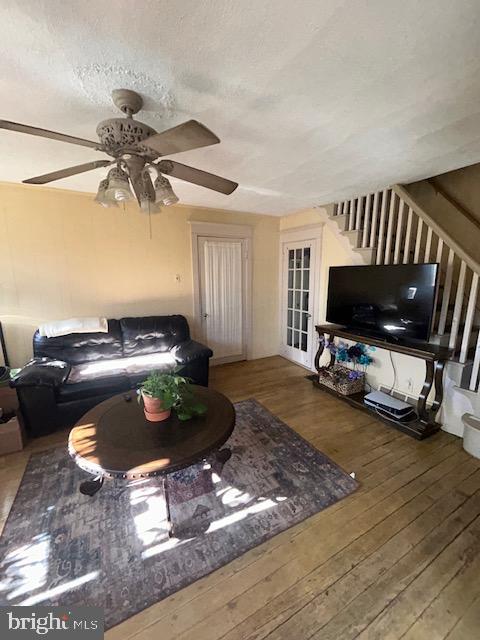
[0,399,357,629]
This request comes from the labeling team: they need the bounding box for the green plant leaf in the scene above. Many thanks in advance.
[138,369,207,420]
[191,401,207,415]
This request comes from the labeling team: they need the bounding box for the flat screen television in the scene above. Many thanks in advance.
[326,263,439,342]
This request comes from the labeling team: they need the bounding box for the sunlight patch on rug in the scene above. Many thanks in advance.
[0,399,358,629]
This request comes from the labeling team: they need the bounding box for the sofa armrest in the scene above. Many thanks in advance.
[10,358,71,388]
[171,340,213,366]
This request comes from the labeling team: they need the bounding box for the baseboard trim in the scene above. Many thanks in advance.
[211,355,247,366]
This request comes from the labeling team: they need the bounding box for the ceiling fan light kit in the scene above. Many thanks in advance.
[95,178,118,208]
[139,186,161,215]
[0,88,238,214]
[140,197,161,215]
[104,166,133,202]
[154,174,179,206]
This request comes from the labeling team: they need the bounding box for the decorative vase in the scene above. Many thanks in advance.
[141,392,171,422]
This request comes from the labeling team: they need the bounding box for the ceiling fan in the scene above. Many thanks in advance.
[0,89,238,212]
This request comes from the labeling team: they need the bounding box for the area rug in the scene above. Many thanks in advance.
[0,399,357,629]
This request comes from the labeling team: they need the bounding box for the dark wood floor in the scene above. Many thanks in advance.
[1,356,478,640]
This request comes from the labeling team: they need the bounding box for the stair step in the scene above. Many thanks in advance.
[353,246,376,264]
[330,213,349,232]
[447,358,476,390]
[341,229,362,247]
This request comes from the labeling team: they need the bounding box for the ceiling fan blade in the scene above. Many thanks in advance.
[0,119,101,150]
[143,120,220,156]
[157,160,238,195]
[23,160,111,185]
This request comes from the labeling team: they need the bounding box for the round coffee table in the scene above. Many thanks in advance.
[68,386,235,507]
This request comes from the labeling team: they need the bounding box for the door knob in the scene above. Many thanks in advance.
[203,313,209,318]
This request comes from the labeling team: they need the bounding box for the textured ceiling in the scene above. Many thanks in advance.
[2,0,480,215]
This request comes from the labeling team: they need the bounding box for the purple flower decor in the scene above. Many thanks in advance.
[320,336,375,375]
[348,370,363,380]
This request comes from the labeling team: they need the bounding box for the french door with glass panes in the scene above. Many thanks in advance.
[282,242,315,368]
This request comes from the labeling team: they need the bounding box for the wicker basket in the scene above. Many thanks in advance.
[317,364,365,396]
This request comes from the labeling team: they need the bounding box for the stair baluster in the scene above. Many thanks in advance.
[369,191,381,248]
[393,199,405,264]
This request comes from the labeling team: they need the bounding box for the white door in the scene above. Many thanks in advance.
[281,241,315,368]
[198,237,246,364]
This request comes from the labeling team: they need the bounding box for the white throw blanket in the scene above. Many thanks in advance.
[38,317,108,338]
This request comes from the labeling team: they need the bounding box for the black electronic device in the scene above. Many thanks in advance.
[326,263,439,342]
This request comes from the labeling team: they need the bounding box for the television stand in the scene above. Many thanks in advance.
[313,324,453,440]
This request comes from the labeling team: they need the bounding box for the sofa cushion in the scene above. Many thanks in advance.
[66,352,177,385]
[120,315,190,356]
[66,357,127,384]
[125,352,178,387]
[33,319,123,364]
[124,352,176,375]
[61,352,178,402]
[57,375,130,403]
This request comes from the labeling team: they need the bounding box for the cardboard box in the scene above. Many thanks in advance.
[0,386,17,413]
[0,416,25,454]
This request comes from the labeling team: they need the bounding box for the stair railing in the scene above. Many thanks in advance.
[332,187,480,392]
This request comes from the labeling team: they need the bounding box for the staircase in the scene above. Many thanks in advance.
[328,186,480,436]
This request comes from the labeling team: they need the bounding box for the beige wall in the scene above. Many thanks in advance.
[431,162,480,227]
[0,183,279,367]
[405,180,480,273]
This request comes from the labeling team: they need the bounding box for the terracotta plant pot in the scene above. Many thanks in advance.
[144,407,171,422]
[141,392,171,422]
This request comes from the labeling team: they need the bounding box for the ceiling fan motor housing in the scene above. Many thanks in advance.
[111,88,144,116]
[96,118,160,159]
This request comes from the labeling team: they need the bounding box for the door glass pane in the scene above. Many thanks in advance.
[301,333,308,351]
[295,270,301,289]
[288,250,295,269]
[302,312,308,332]
[286,244,312,354]
[302,291,309,311]
[303,270,310,290]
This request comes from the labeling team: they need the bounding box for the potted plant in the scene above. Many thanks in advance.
[138,369,207,422]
